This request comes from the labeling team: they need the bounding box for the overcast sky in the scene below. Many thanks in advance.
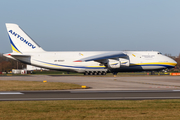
[0,0,180,56]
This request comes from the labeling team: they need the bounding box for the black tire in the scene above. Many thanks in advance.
[97,72,101,75]
[89,72,93,75]
[84,72,88,75]
[102,72,106,75]
[93,72,97,75]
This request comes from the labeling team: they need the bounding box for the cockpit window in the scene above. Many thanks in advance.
[157,52,162,54]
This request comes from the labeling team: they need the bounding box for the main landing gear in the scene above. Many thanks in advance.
[84,71,106,75]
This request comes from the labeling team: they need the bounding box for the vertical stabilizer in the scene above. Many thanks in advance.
[6,23,45,53]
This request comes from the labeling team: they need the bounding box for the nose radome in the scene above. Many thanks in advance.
[172,59,177,66]
[168,57,177,67]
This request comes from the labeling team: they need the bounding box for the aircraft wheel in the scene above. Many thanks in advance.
[93,72,97,75]
[84,72,88,75]
[97,72,101,75]
[102,72,106,75]
[89,72,93,75]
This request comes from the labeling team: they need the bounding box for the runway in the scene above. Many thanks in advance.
[1,75,180,90]
[1,75,180,101]
[1,90,180,101]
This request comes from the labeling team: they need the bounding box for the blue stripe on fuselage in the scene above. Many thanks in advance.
[34,60,105,69]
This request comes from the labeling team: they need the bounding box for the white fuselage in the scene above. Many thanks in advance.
[4,23,177,74]
[13,51,177,73]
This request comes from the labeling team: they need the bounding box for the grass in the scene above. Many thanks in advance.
[0,75,179,119]
[0,80,82,91]
[0,100,180,120]
[0,70,173,77]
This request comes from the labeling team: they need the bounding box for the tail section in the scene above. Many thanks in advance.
[6,23,45,53]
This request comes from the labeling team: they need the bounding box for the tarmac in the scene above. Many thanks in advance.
[1,75,180,100]
[0,75,180,90]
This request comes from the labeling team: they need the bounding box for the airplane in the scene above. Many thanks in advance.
[3,23,177,75]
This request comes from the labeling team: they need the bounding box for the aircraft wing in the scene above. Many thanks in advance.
[74,51,127,62]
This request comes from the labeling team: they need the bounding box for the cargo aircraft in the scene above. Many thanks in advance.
[4,23,177,75]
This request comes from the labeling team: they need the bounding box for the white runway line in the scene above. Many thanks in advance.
[0,92,23,95]
[173,90,180,91]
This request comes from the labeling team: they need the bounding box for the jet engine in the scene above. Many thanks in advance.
[107,57,130,69]
[119,58,130,67]
[107,59,121,69]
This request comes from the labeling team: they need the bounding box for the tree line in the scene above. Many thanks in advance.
[174,54,180,70]
[0,53,26,73]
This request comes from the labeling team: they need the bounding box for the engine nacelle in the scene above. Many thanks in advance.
[107,60,121,69]
[119,58,130,67]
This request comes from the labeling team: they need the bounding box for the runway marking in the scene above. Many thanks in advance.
[71,90,173,93]
[173,90,180,91]
[150,86,179,89]
[0,92,23,95]
[117,79,180,88]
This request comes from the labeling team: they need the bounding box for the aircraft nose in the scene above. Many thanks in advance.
[173,59,177,66]
[168,57,177,67]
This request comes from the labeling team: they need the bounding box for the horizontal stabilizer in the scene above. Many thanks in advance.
[3,53,31,57]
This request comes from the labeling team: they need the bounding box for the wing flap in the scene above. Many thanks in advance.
[74,52,127,62]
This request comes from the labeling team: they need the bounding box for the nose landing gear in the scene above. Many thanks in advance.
[113,72,118,77]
